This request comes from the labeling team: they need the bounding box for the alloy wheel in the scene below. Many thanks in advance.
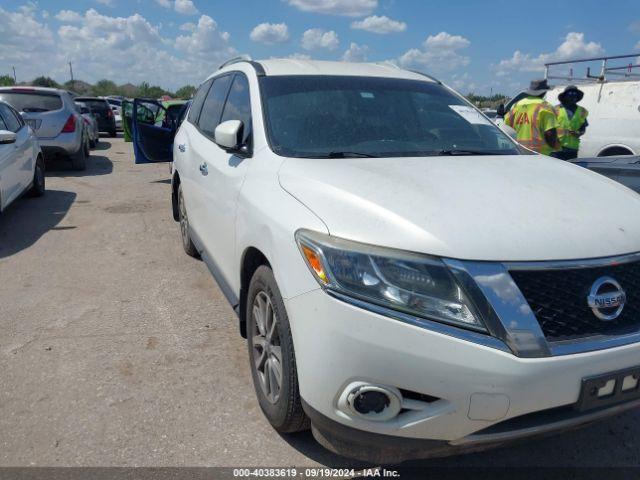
[251,291,282,404]
[178,189,189,247]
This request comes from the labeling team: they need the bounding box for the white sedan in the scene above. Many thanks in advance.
[0,100,45,212]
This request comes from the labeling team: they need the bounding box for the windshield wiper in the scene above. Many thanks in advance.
[22,107,48,113]
[294,151,379,159]
[435,149,510,156]
[327,151,379,158]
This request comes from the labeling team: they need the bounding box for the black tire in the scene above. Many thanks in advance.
[177,184,199,258]
[89,138,96,149]
[29,156,45,197]
[247,265,309,433]
[71,143,87,171]
[109,129,117,138]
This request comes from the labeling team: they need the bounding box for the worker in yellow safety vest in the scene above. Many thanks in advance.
[554,85,588,160]
[504,79,560,156]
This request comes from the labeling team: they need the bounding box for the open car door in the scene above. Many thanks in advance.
[132,99,176,164]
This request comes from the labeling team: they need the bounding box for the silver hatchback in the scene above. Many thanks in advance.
[0,87,89,170]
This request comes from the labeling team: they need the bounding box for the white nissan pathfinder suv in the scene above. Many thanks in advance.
[132,58,640,463]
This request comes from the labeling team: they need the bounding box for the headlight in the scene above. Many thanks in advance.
[296,230,485,332]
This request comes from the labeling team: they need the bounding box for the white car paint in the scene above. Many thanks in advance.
[0,102,42,212]
[170,59,640,460]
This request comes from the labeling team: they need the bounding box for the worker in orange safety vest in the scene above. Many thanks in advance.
[504,79,560,156]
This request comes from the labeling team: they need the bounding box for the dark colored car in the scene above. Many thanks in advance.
[73,97,117,137]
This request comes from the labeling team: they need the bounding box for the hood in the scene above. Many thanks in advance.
[279,155,640,262]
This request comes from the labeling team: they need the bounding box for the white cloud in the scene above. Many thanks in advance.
[398,32,471,72]
[285,0,377,17]
[96,0,115,6]
[155,0,172,7]
[350,15,406,34]
[424,31,470,50]
[179,22,196,32]
[174,0,199,15]
[0,6,57,76]
[342,42,368,62]
[0,5,238,89]
[175,14,235,60]
[285,53,312,60]
[250,22,290,44]
[55,10,83,22]
[497,32,604,74]
[301,28,339,50]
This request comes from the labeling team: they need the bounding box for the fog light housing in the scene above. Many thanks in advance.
[343,383,402,422]
[353,390,390,414]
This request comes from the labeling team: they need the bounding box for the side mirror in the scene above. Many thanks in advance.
[214,120,244,153]
[496,103,505,118]
[0,130,17,144]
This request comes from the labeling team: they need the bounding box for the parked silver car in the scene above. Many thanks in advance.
[75,101,99,148]
[0,87,89,170]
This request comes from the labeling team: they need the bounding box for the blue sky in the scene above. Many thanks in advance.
[1,0,639,94]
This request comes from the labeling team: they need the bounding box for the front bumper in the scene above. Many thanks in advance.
[286,289,640,457]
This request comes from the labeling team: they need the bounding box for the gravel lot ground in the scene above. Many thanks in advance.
[1,135,639,470]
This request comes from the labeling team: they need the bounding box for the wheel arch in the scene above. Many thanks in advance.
[597,144,635,157]
[239,246,272,338]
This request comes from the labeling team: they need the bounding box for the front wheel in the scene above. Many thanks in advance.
[247,266,309,433]
[177,184,199,258]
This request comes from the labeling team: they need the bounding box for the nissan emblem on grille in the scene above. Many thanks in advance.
[587,276,626,321]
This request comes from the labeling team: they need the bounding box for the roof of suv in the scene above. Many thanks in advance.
[219,59,437,82]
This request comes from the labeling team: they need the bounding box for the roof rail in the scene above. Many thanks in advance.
[544,53,640,82]
[218,55,253,70]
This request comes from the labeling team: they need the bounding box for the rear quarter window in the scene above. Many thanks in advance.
[0,92,63,112]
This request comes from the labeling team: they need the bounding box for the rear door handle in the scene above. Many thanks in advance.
[178,144,186,152]
[199,163,208,175]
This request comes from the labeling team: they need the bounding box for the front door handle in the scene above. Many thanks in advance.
[178,144,186,152]
[199,163,208,175]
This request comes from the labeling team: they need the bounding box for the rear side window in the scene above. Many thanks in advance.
[77,99,110,112]
[197,75,233,137]
[0,92,62,112]
[187,79,213,124]
[0,103,22,132]
[0,113,7,131]
[221,74,252,145]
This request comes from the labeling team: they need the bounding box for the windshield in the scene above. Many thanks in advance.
[259,75,522,158]
[0,92,62,112]
[76,99,110,111]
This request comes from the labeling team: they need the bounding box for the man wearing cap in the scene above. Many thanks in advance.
[554,85,588,160]
[504,79,560,156]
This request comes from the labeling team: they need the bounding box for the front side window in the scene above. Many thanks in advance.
[260,75,522,158]
[197,75,232,137]
[221,74,252,146]
[187,79,212,124]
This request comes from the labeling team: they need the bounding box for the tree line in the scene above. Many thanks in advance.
[0,74,196,100]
